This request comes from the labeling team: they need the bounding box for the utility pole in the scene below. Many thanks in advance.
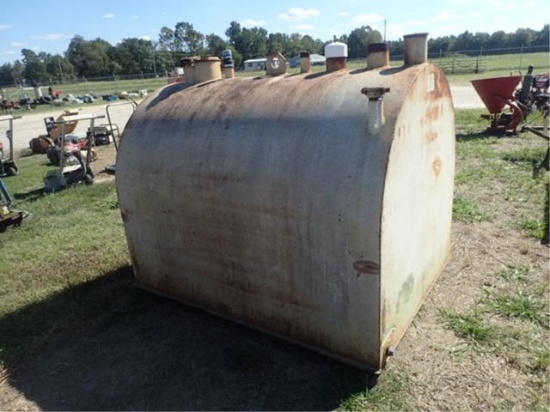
[57,56,63,83]
[152,42,158,77]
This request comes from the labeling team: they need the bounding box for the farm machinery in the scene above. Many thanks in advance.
[471,65,549,172]
[0,177,28,232]
[471,65,549,135]
[43,113,106,192]
[0,114,21,177]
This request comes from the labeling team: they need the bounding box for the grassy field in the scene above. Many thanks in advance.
[0,74,549,409]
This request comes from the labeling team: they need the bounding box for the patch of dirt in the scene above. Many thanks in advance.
[90,143,117,183]
[390,220,549,411]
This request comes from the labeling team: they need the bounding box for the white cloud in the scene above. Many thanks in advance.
[30,33,67,40]
[131,15,140,19]
[11,42,27,47]
[140,35,151,41]
[0,24,13,29]
[240,19,265,27]
[278,8,320,20]
[351,13,385,26]
[338,12,350,17]
[289,24,315,31]
[428,10,482,23]
[103,13,115,19]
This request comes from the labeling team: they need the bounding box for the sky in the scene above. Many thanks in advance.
[0,0,548,64]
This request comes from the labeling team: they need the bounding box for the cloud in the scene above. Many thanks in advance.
[131,15,140,19]
[140,35,151,41]
[289,24,315,31]
[277,8,320,20]
[11,42,27,47]
[429,10,482,23]
[338,12,349,17]
[30,33,68,40]
[102,13,115,19]
[240,19,265,27]
[351,13,386,26]
[0,24,13,29]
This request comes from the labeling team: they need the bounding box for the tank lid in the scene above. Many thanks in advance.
[403,32,429,39]
[367,43,390,53]
[325,42,348,59]
[198,56,221,62]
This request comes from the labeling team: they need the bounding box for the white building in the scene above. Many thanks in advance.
[243,58,267,72]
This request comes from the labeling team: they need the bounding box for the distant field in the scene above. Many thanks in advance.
[0,51,548,110]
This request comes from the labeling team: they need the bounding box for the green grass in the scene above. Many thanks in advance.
[503,147,549,164]
[337,371,409,412]
[0,155,129,365]
[440,310,497,343]
[453,196,493,223]
[516,218,547,239]
[498,265,531,282]
[486,291,549,328]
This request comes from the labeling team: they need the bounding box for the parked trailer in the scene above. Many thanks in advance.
[116,33,456,371]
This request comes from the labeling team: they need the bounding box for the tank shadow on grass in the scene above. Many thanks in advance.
[1,265,370,411]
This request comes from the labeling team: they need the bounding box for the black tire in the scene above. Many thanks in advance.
[84,173,94,185]
[7,166,18,176]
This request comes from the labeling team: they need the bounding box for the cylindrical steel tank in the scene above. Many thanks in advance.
[116,41,455,371]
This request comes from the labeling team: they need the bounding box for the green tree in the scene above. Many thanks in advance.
[158,26,178,52]
[0,63,14,86]
[44,54,74,82]
[348,26,383,59]
[267,32,290,54]
[0,60,25,85]
[11,60,24,85]
[175,22,205,55]
[225,21,242,48]
[534,24,550,47]
[487,31,508,52]
[158,27,181,68]
[113,37,156,74]
[236,27,268,60]
[66,35,115,78]
[21,49,48,84]
[206,34,228,56]
[299,35,323,54]
[509,28,536,48]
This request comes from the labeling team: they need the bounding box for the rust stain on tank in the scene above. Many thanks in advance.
[353,260,380,275]
[426,130,438,142]
[426,102,443,121]
[433,157,443,177]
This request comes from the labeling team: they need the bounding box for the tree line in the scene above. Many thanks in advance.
[0,21,547,86]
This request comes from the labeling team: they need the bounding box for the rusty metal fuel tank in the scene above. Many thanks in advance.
[116,33,455,371]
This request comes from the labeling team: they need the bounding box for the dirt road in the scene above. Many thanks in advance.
[2,101,139,153]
